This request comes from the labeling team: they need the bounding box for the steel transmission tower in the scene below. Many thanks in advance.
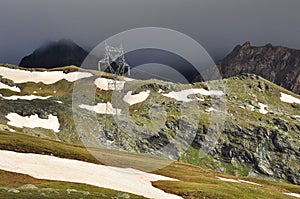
[97,43,131,146]
[98,43,131,76]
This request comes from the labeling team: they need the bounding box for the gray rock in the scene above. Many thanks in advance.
[18,184,38,189]
[258,161,274,176]
[8,189,20,193]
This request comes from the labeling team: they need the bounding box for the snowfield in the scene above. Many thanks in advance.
[0,150,182,199]
[95,78,125,91]
[0,82,21,92]
[79,102,122,115]
[0,67,92,84]
[5,113,60,133]
[123,90,150,105]
[162,88,224,102]
[280,92,300,104]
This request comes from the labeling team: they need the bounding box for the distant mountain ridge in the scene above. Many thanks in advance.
[19,40,300,94]
[19,39,89,68]
[219,42,300,94]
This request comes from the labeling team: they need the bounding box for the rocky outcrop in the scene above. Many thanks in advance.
[219,42,300,94]
[192,122,300,184]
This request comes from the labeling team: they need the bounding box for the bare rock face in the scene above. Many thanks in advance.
[219,42,300,94]
[19,39,89,68]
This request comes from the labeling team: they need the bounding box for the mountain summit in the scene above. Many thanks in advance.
[19,39,89,68]
[219,42,300,94]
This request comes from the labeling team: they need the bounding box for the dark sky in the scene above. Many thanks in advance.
[1,0,300,65]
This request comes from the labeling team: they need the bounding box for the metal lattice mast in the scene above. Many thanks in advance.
[98,42,131,76]
[98,43,131,146]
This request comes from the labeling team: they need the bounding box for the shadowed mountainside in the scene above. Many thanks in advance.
[19,39,91,68]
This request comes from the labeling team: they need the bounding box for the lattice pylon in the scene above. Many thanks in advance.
[97,43,131,147]
[98,43,131,77]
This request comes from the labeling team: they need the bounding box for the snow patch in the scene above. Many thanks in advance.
[0,82,21,92]
[0,150,182,199]
[280,92,300,104]
[79,102,122,115]
[0,67,92,84]
[239,105,245,109]
[5,113,60,133]
[258,103,268,114]
[1,94,51,100]
[249,105,255,111]
[124,77,135,82]
[217,177,240,183]
[95,78,125,91]
[205,107,217,113]
[284,193,300,198]
[217,177,261,186]
[123,90,150,105]
[237,179,261,186]
[162,88,224,102]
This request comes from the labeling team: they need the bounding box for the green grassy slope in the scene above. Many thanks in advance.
[0,131,299,199]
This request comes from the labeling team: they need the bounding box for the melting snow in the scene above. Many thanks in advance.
[237,179,262,186]
[258,103,268,114]
[123,90,150,105]
[0,94,63,103]
[5,113,60,133]
[205,107,217,113]
[95,78,125,91]
[280,92,300,104]
[0,94,51,100]
[0,150,182,199]
[162,88,224,102]
[284,193,300,198]
[0,67,92,84]
[249,105,255,111]
[217,177,240,183]
[79,102,122,115]
[217,177,261,186]
[0,82,21,92]
[124,77,135,82]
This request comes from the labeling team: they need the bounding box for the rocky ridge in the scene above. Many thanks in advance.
[219,42,300,94]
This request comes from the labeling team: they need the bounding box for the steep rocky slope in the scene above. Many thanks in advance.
[0,64,299,185]
[219,42,300,94]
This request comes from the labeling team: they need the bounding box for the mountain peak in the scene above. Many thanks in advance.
[19,39,89,69]
[241,41,251,48]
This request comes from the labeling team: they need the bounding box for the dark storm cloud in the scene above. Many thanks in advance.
[1,0,300,64]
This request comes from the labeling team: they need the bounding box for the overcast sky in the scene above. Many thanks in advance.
[1,0,300,65]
